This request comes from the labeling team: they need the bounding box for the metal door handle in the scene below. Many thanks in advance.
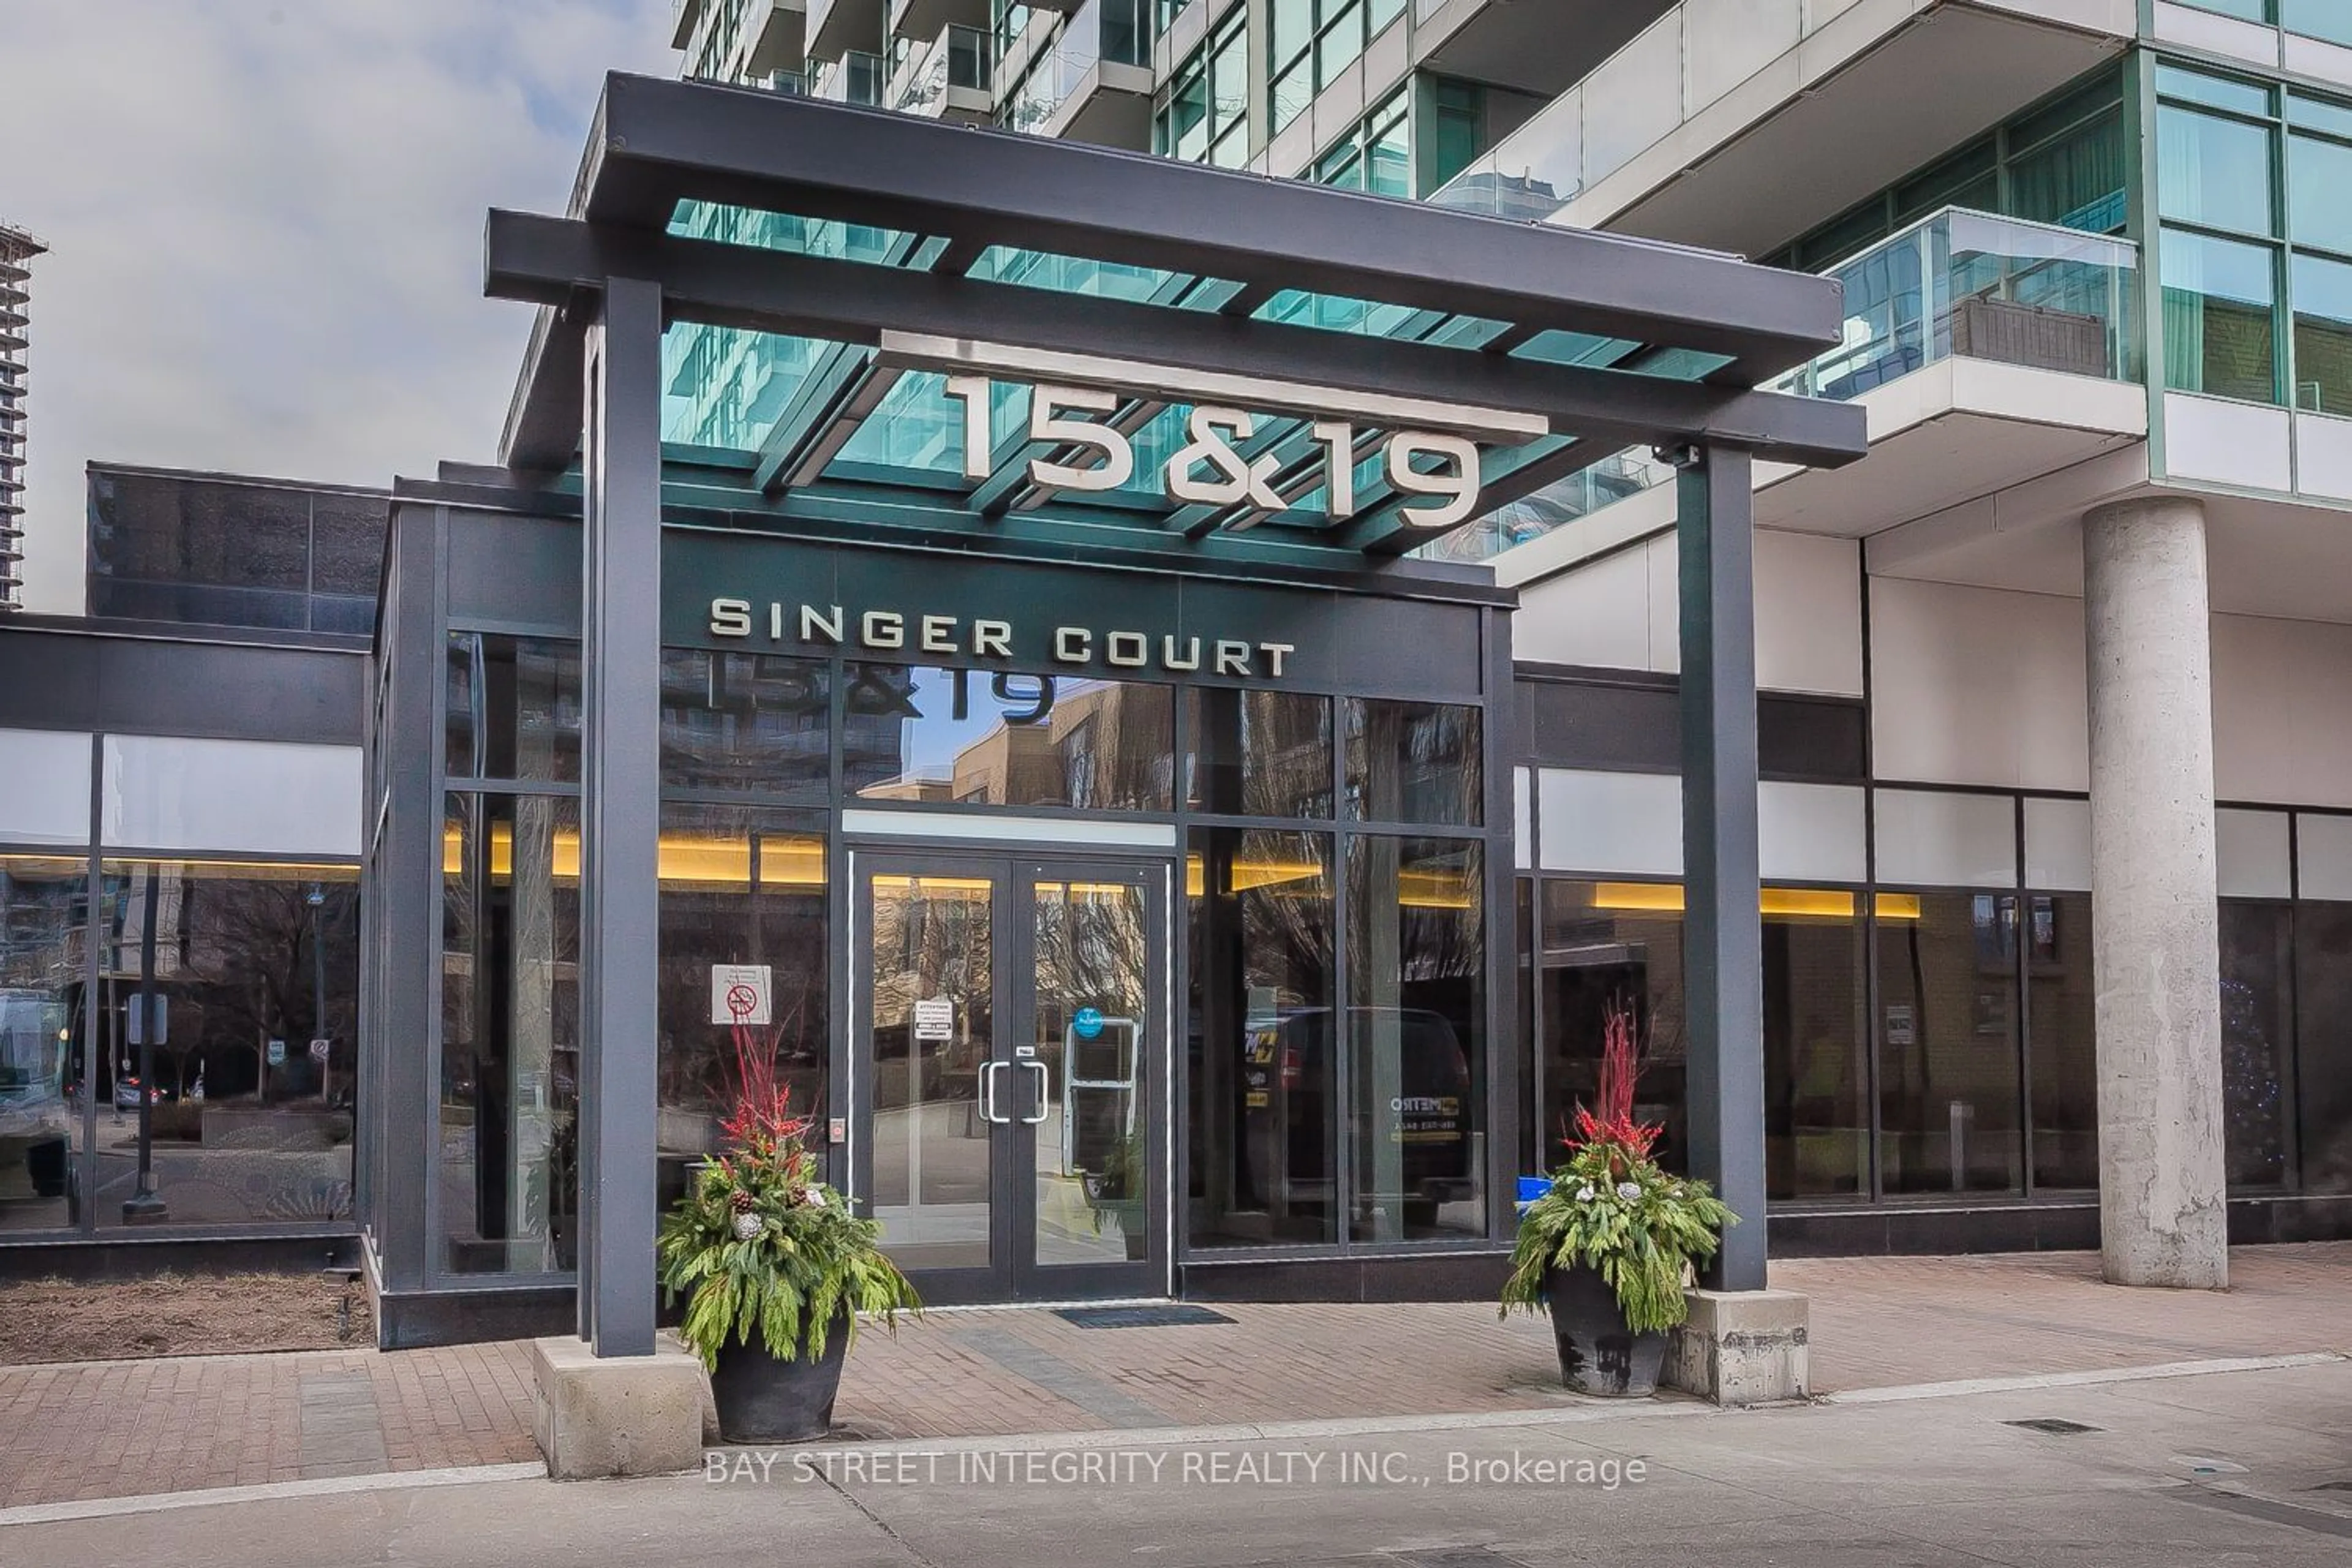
[1021,1060,1049,1125]
[979,1060,1009,1125]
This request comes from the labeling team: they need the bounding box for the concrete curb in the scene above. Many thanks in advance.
[0,1462,548,1530]
[1819,1350,2350,1405]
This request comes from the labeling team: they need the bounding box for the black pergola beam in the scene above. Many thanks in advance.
[571,75,1845,380]
[488,212,1867,475]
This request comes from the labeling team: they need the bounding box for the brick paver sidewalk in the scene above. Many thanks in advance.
[4,1242,2346,1512]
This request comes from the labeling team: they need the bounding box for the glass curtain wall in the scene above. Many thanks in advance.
[0,853,89,1234]
[437,633,583,1274]
[655,649,831,1210]
[1269,0,1404,137]
[1153,6,1247,167]
[1185,692,1489,1248]
[0,727,362,1238]
[1520,781,2352,1207]
[2154,61,2352,414]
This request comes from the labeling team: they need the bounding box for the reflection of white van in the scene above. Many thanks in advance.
[0,989,66,1106]
[1242,1006,1475,1229]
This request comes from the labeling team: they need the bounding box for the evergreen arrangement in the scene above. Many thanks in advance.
[657,1028,919,1368]
[1501,1001,1736,1333]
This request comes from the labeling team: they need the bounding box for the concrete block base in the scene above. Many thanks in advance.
[1662,1288,1809,1406]
[529,1336,708,1479]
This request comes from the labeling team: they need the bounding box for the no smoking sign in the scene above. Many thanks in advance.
[709,964,774,1026]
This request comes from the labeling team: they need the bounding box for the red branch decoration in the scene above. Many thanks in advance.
[715,1023,814,1189]
[1567,997,1661,1164]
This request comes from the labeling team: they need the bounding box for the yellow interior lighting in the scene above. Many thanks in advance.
[1589,883,1921,921]
[1184,854,1327,898]
[1398,869,1476,910]
[443,826,827,888]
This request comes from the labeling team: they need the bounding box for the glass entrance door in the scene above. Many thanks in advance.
[855,852,1164,1303]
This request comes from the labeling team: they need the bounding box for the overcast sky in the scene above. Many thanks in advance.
[0,0,676,612]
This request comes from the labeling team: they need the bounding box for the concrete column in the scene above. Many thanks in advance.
[2082,496,2228,1289]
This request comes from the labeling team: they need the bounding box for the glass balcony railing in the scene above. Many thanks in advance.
[891,24,990,115]
[1768,206,2141,399]
[813,49,885,107]
[1456,208,2141,566]
[1003,0,1151,135]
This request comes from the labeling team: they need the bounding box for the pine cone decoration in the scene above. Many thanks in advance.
[729,1189,756,1214]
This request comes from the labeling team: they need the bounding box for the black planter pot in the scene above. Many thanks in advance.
[1542,1265,1667,1398]
[707,1309,853,1442]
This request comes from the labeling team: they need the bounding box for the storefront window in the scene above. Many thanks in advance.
[438,792,579,1274]
[445,633,583,783]
[1763,893,1869,1200]
[1537,881,1687,1177]
[1186,829,1336,1246]
[1347,837,1483,1239]
[2294,903,2352,1193]
[0,856,88,1234]
[1343,699,1480,826]
[2221,900,2294,1187]
[845,665,1175,811]
[90,859,360,1229]
[1187,690,1333,818]
[658,650,830,801]
[655,802,829,1208]
[1877,893,2024,1195]
[2026,893,2099,1191]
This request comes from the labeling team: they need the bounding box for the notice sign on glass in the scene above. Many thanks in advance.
[913,996,955,1042]
[711,964,774,1026]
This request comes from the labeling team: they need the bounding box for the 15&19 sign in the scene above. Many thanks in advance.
[939,375,1485,530]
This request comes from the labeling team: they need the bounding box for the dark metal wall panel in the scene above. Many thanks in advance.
[447,510,583,632]
[0,625,364,744]
[1515,668,1868,785]
[370,502,444,1294]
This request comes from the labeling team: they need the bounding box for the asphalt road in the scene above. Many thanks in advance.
[10,1360,2351,1567]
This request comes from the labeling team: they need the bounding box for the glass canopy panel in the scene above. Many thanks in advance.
[667,200,919,265]
[833,371,969,475]
[970,246,1200,304]
[1509,330,1643,368]
[1253,288,1436,341]
[662,323,833,450]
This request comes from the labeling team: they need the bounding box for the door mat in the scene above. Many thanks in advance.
[1052,1305,1238,1329]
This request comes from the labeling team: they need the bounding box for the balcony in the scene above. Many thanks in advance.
[1487,208,2146,572]
[812,49,886,107]
[1002,0,1153,148]
[890,0,988,43]
[742,0,808,76]
[671,0,708,50]
[1411,0,1672,103]
[889,25,992,123]
[1431,0,2132,256]
[807,0,886,66]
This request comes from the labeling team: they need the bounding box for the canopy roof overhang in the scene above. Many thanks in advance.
[486,74,1866,561]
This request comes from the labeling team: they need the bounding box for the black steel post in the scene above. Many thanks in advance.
[1675,442,1766,1292]
[577,275,665,1357]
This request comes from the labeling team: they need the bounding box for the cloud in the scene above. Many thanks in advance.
[0,0,676,612]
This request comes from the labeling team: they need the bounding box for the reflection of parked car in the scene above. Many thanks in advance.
[1242,1007,1475,1231]
[112,1076,168,1112]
